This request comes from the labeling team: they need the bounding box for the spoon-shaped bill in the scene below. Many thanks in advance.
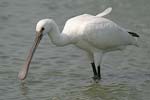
[18,32,43,80]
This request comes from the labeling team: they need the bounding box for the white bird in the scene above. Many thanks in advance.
[18,7,139,81]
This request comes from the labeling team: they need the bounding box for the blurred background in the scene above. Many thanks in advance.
[0,0,150,100]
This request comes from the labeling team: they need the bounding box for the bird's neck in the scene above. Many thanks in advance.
[47,21,70,46]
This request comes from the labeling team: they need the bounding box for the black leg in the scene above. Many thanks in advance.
[91,62,98,80]
[97,66,101,80]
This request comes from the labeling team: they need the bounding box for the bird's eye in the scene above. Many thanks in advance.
[41,27,45,31]
[39,27,45,34]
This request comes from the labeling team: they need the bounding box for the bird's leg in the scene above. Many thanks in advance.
[97,65,101,80]
[91,62,98,80]
[93,52,103,81]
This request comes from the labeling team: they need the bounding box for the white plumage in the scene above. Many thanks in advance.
[18,7,139,81]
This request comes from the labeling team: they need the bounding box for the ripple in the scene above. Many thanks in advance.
[0,1,9,8]
[0,55,10,59]
[0,14,13,22]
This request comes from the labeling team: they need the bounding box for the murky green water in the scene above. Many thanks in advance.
[0,0,150,100]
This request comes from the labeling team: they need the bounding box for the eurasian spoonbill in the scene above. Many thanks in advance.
[18,7,139,81]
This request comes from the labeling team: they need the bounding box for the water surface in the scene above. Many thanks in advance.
[0,0,150,100]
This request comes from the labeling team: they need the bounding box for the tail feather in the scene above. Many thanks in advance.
[128,31,140,47]
[128,31,140,37]
[96,7,112,17]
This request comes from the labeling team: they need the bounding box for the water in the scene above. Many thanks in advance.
[0,0,150,100]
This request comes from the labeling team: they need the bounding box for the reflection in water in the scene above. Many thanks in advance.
[82,82,143,100]
[19,81,32,100]
[52,97,60,100]
[83,83,129,100]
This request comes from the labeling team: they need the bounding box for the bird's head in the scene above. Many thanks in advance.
[18,19,54,80]
[36,19,54,36]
